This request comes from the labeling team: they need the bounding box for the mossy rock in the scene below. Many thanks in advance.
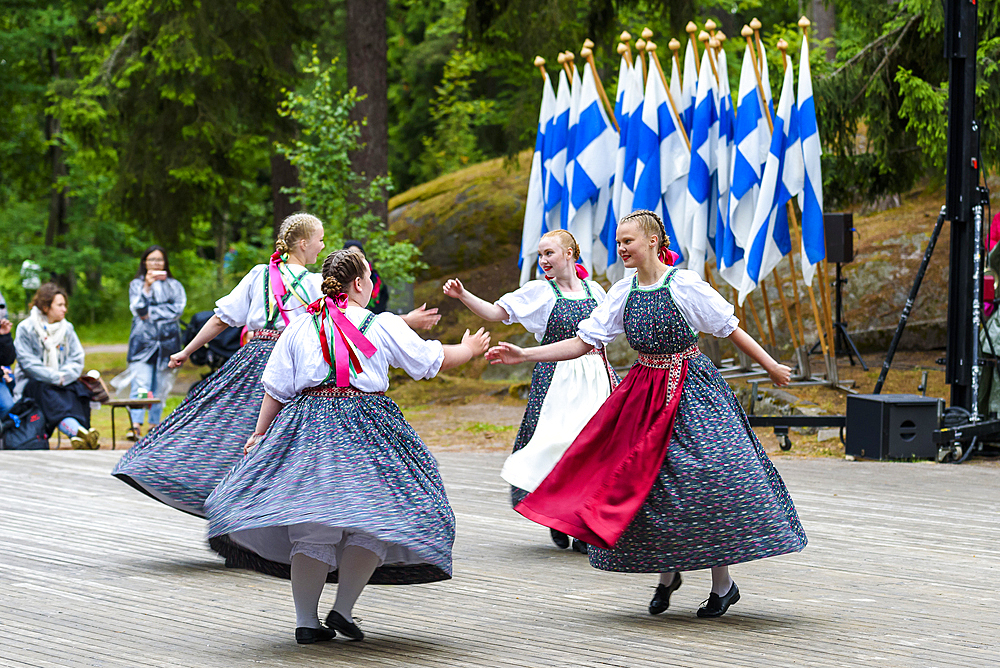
[389,151,531,280]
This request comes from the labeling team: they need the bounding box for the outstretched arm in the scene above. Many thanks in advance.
[442,278,509,322]
[486,336,593,365]
[728,327,791,386]
[401,303,441,331]
[440,327,491,371]
[169,315,229,368]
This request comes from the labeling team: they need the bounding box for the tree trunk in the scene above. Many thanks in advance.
[44,47,72,293]
[810,0,837,61]
[271,153,299,236]
[346,0,389,228]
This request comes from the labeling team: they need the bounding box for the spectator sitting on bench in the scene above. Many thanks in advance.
[14,283,99,449]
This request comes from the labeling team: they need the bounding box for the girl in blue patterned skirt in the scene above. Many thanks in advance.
[205,249,490,644]
[443,230,618,552]
[113,213,327,515]
[487,210,806,619]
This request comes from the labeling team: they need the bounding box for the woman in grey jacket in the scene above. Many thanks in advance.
[15,282,97,449]
[127,246,186,440]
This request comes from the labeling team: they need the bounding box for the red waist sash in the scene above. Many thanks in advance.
[515,344,700,549]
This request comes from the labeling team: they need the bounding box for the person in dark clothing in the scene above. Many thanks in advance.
[0,312,14,414]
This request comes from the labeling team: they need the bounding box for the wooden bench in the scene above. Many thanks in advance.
[104,398,161,450]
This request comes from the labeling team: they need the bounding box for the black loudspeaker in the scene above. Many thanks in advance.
[824,212,854,264]
[846,394,942,459]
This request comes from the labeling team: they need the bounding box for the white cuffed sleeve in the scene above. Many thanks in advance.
[668,269,740,338]
[576,277,631,348]
[494,281,556,339]
[215,265,266,328]
[369,313,445,380]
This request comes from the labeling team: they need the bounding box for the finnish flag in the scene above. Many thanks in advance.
[605,55,644,280]
[715,46,736,283]
[797,36,825,286]
[682,49,719,276]
[739,53,804,305]
[564,61,618,272]
[519,72,557,286]
[543,69,571,234]
[719,44,769,287]
[632,52,690,264]
[681,39,698,134]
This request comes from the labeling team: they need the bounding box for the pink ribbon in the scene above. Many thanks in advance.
[574,263,590,279]
[659,248,680,266]
[268,252,292,326]
[308,294,378,387]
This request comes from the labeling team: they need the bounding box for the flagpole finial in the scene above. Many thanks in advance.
[741,25,754,38]
[686,21,698,34]
[583,38,595,50]
[617,43,627,55]
[644,41,657,52]
[698,30,710,43]
[749,18,762,31]
[580,47,593,59]
[709,38,720,50]
[635,38,647,51]
[565,51,575,63]
[534,56,546,67]
[669,38,681,52]
[620,31,632,42]
[716,30,727,44]
[557,52,566,64]
[704,19,717,32]
[777,38,788,53]
[641,27,654,40]
[798,16,811,29]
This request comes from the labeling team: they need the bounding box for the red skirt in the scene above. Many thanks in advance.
[515,346,699,549]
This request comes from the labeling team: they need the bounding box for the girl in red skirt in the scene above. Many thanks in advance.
[486,210,805,618]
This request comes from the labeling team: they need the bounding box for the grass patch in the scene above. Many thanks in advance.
[459,421,516,433]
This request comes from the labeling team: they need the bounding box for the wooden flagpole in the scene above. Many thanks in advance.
[699,31,720,83]
[778,38,829,358]
[580,45,620,132]
[686,21,700,72]
[645,41,691,148]
[742,24,801,350]
[669,38,683,87]
[635,38,649,85]
[557,52,572,80]
[533,56,548,81]
[759,278,777,346]
[617,42,632,67]
[750,18,765,76]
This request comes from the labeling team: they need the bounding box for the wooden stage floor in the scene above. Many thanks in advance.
[0,451,997,667]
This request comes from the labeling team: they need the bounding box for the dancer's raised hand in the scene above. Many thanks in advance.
[403,303,441,330]
[462,327,491,356]
[442,278,465,299]
[486,342,526,365]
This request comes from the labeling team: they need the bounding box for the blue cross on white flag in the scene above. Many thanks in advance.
[543,69,571,233]
[605,55,644,281]
[739,53,804,305]
[720,44,769,287]
[632,52,690,264]
[564,61,618,272]
[519,72,556,286]
[797,35,825,286]
[715,46,736,283]
[682,49,719,276]
[560,64,584,231]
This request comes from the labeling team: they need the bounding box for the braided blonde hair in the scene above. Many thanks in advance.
[539,229,581,259]
[320,249,368,298]
[274,213,323,255]
[619,209,670,257]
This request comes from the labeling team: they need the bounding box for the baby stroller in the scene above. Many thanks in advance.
[183,311,242,396]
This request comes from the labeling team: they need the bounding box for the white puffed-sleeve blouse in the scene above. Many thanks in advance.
[577,268,739,348]
[495,279,608,342]
[262,306,445,403]
[214,263,324,331]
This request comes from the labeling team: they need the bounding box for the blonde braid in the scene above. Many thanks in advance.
[275,213,322,255]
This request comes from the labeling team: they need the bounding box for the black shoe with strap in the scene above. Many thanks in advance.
[326,610,364,641]
[648,573,682,615]
[571,539,588,555]
[295,626,336,644]
[696,582,740,618]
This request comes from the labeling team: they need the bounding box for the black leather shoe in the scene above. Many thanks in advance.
[550,528,570,549]
[295,626,336,644]
[571,539,588,555]
[325,610,364,640]
[648,573,682,615]
[697,582,740,618]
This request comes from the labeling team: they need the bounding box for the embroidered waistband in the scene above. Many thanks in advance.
[302,385,385,398]
[636,345,700,369]
[585,348,602,357]
[248,329,282,341]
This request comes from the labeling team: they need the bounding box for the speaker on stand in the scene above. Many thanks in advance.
[823,213,868,370]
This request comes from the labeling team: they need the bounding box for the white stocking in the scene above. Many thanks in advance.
[291,553,329,628]
[331,545,380,624]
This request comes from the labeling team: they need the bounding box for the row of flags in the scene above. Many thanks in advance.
[518,25,825,313]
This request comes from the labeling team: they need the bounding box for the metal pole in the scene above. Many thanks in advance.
[873,206,947,394]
